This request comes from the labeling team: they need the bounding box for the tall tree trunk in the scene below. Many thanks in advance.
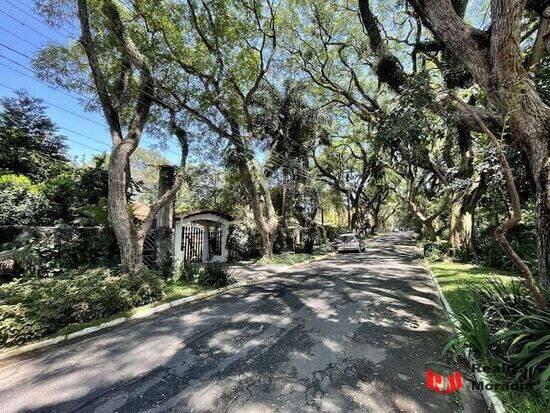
[108,142,143,273]
[449,173,487,256]
[507,94,550,287]
[418,0,550,289]
[237,151,278,259]
[532,150,550,288]
[452,92,547,309]
[156,165,176,277]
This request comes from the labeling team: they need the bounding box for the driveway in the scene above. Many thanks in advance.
[0,232,486,412]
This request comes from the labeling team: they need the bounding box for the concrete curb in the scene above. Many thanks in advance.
[422,258,506,413]
[0,252,334,362]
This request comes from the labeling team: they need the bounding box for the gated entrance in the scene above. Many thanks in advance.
[181,225,204,262]
[175,210,234,263]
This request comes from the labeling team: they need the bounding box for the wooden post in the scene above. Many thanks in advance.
[157,165,176,276]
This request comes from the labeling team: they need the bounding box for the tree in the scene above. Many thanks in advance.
[410,0,550,286]
[72,0,189,273]
[136,0,280,258]
[0,90,68,181]
[256,81,326,249]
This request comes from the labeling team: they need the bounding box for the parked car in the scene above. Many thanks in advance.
[336,233,365,253]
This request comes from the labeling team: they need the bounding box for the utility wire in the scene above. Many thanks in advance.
[0,45,182,157]
[0,25,37,47]
[3,0,74,38]
[0,4,314,180]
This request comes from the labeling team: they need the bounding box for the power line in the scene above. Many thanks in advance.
[0,25,37,47]
[0,46,182,157]
[0,8,54,42]
[3,0,74,38]
[0,4,313,180]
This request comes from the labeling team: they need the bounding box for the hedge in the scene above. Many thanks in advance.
[0,267,164,347]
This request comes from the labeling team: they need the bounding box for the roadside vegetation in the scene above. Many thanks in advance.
[0,2,549,412]
[429,261,549,412]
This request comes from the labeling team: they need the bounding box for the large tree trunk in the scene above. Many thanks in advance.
[108,142,143,273]
[452,91,547,309]
[237,151,278,259]
[449,202,472,251]
[156,165,176,277]
[531,148,550,288]
[449,173,487,256]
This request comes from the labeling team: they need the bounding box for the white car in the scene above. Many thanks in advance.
[337,233,365,253]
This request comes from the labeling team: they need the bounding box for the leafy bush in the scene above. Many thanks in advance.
[423,240,449,260]
[323,225,341,242]
[0,268,164,346]
[444,301,493,364]
[197,263,235,288]
[0,174,50,225]
[471,278,535,333]
[504,311,550,402]
[178,261,204,282]
[443,277,550,406]
[478,224,537,273]
[12,225,119,278]
[227,223,261,261]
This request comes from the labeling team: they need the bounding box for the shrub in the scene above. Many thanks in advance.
[444,302,493,364]
[178,261,204,282]
[0,267,164,346]
[478,224,537,273]
[0,174,50,225]
[227,223,261,261]
[471,277,535,333]
[443,277,550,406]
[13,225,119,278]
[503,311,550,402]
[197,263,235,288]
[323,225,341,242]
[423,240,449,260]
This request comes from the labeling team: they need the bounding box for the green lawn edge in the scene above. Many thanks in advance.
[427,260,546,413]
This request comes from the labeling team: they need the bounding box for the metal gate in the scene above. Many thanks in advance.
[143,228,158,270]
[181,225,204,262]
[208,226,223,258]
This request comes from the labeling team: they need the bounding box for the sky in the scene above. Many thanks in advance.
[0,0,182,165]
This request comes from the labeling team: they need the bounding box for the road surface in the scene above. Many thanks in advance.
[0,233,486,412]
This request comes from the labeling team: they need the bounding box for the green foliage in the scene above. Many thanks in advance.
[0,174,51,225]
[323,225,341,241]
[504,311,550,402]
[432,261,550,408]
[178,261,204,283]
[471,278,534,333]
[444,302,493,364]
[0,91,68,181]
[197,262,235,288]
[0,268,164,346]
[14,226,119,278]
[423,241,449,261]
[478,224,538,274]
[0,152,108,226]
[227,223,261,261]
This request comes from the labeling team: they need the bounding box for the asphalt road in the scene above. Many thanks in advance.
[0,232,486,412]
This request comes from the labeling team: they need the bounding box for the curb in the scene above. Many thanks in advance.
[0,252,334,362]
[422,258,506,413]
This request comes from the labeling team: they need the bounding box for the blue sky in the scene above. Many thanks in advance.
[0,0,182,165]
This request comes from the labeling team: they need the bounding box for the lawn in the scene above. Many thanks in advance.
[428,260,545,413]
[428,261,514,313]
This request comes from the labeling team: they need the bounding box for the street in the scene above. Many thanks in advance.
[0,233,486,412]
